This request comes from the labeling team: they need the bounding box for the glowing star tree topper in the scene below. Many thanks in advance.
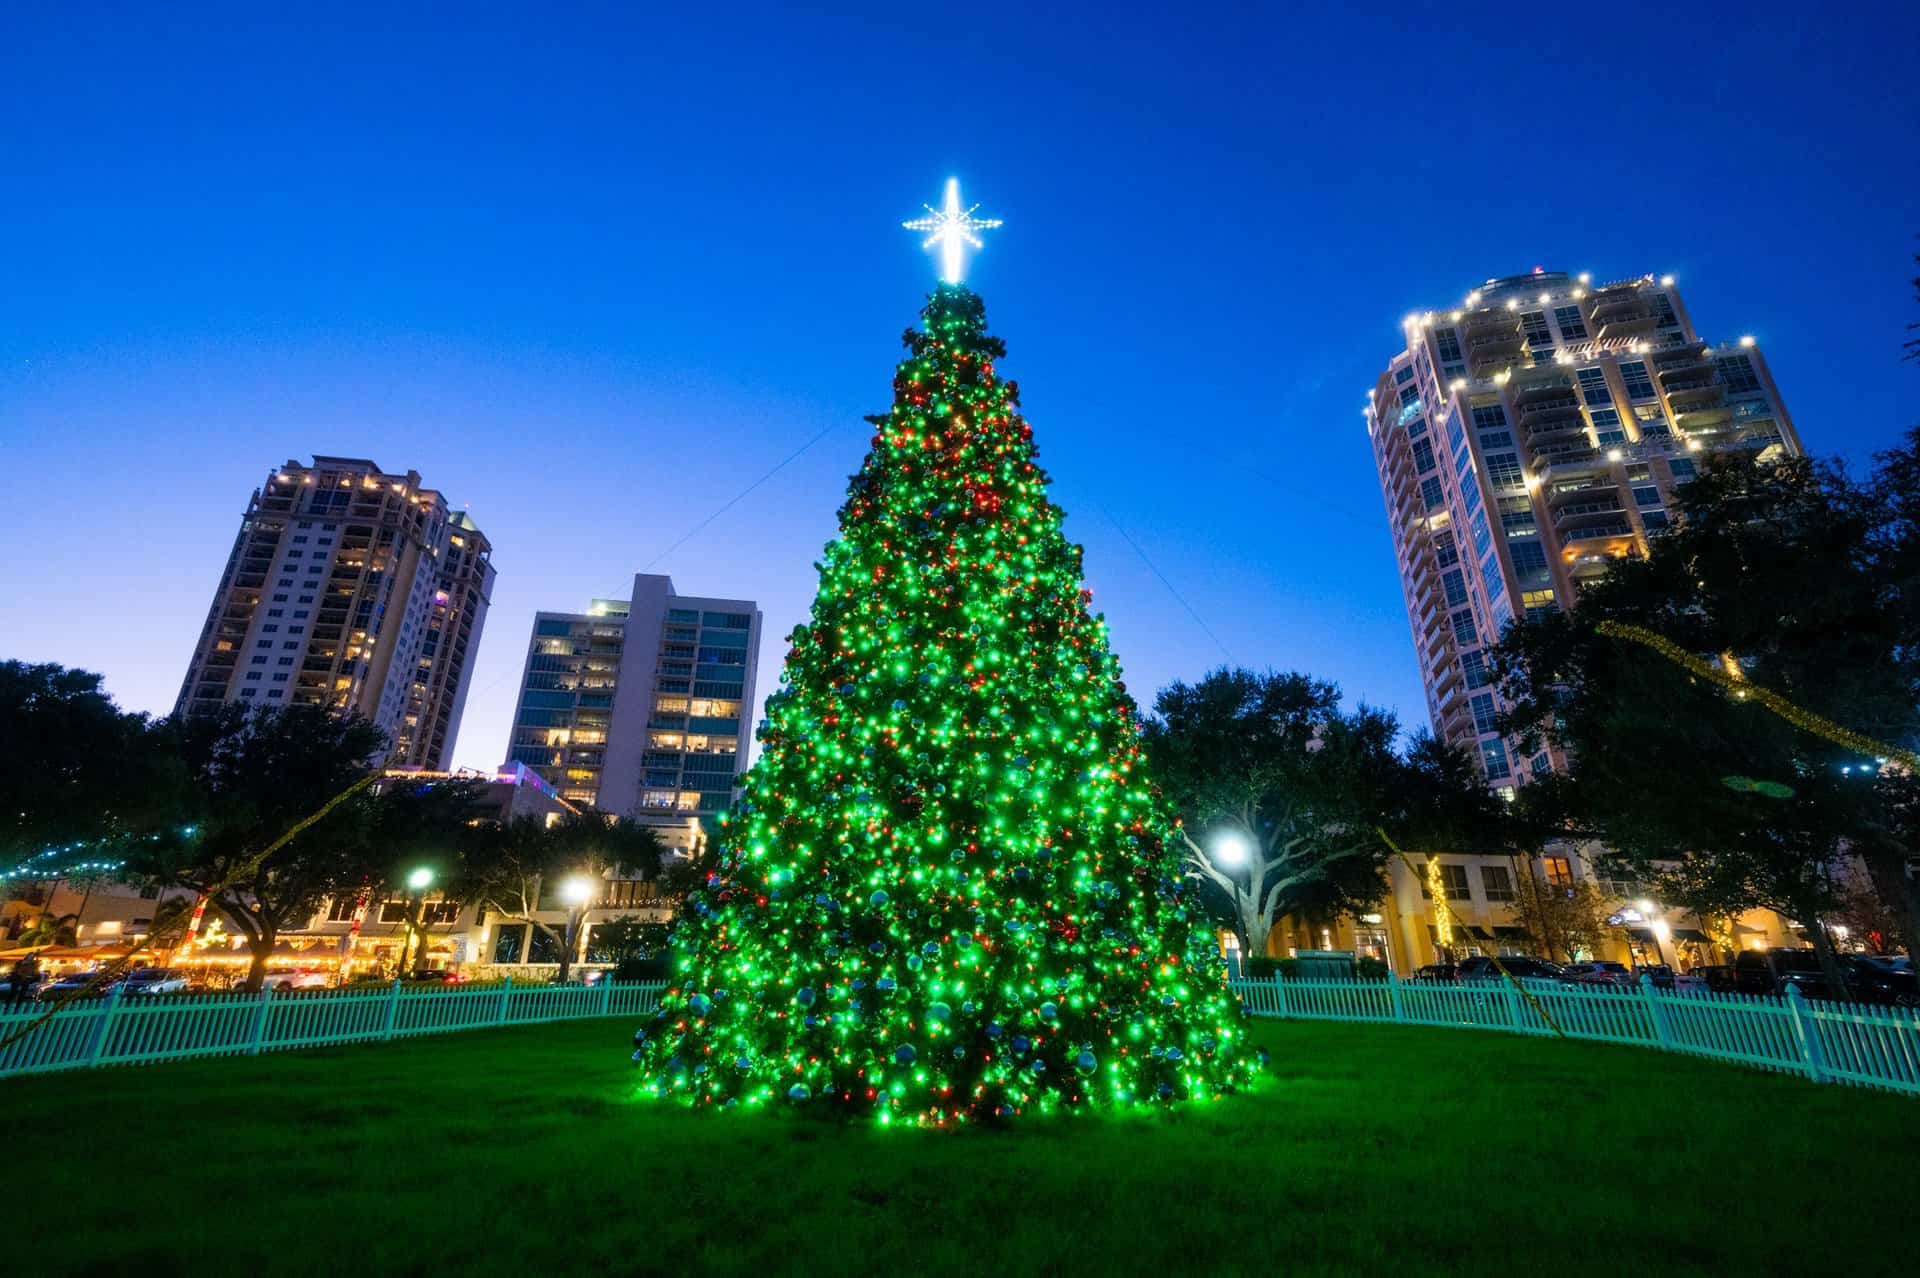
[903,177,1002,284]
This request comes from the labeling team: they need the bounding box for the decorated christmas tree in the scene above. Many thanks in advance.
[634,188,1260,1123]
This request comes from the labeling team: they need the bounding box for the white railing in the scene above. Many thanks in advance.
[0,978,665,1078]
[1230,975,1920,1097]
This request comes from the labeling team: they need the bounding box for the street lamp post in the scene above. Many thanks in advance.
[1209,830,1259,965]
[1637,898,1671,972]
[558,875,594,985]
[398,866,433,979]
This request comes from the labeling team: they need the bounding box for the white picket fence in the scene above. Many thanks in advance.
[9,972,1916,1098]
[1229,974,1920,1097]
[0,978,666,1078]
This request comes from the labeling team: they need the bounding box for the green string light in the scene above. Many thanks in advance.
[632,285,1262,1124]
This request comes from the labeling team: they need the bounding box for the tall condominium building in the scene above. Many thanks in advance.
[175,456,495,769]
[1367,270,1802,788]
[505,573,762,850]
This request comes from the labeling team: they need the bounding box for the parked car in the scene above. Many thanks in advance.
[1693,964,1739,994]
[1843,955,1919,1006]
[1456,956,1572,983]
[1734,948,1920,1005]
[119,967,188,996]
[1562,961,1633,987]
[1734,948,1823,996]
[259,969,330,992]
[1635,963,1678,990]
[36,971,104,1000]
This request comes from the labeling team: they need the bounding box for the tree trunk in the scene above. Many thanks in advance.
[1236,897,1269,962]
[244,930,275,992]
[557,915,578,984]
[1804,916,1851,1003]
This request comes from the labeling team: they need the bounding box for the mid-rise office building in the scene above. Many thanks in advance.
[505,573,762,852]
[1367,270,1802,787]
[175,456,494,768]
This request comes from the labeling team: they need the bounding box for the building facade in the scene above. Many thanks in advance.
[1240,848,1803,978]
[1366,271,1802,785]
[504,573,762,853]
[174,456,494,769]
[2,765,588,983]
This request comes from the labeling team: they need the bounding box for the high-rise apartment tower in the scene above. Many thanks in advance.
[505,573,762,852]
[1367,270,1802,787]
[175,456,494,768]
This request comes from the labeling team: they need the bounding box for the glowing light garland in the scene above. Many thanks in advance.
[631,284,1260,1123]
[902,178,1001,285]
[1594,620,1919,770]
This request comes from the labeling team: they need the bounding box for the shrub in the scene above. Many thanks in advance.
[612,955,671,982]
[1356,955,1390,981]
[1245,956,1299,979]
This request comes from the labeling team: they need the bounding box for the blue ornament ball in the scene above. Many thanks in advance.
[1040,1002,1058,1021]
[788,1084,812,1102]
[795,986,816,1007]
[1076,1050,1098,1075]
[688,994,712,1019]
[894,1044,917,1065]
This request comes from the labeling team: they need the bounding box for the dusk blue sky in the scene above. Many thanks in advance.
[3,3,1917,771]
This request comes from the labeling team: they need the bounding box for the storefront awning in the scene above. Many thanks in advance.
[1673,928,1711,943]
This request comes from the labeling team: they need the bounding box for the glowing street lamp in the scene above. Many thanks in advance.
[1212,830,1256,869]
[397,866,435,979]
[558,875,596,984]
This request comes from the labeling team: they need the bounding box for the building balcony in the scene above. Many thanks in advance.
[1652,344,1710,370]
[1674,404,1733,432]
[1529,445,1606,476]
[1524,416,1590,446]
[1594,314,1656,342]
[1514,391,1581,424]
[1438,704,1476,748]
[1588,285,1648,320]
[1552,497,1625,520]
[1561,522,1636,543]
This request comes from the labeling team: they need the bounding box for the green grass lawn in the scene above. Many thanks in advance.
[11,1017,1914,1276]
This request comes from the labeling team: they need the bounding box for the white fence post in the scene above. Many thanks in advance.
[1640,975,1673,1049]
[496,976,514,1025]
[599,979,615,1017]
[1784,985,1827,1083]
[1501,980,1527,1034]
[84,986,125,1068]
[1272,973,1288,1019]
[1386,976,1404,1022]
[246,985,275,1055]
[381,978,403,1040]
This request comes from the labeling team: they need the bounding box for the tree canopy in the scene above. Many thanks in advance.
[0,660,187,868]
[1142,668,1512,955]
[1492,444,1920,980]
